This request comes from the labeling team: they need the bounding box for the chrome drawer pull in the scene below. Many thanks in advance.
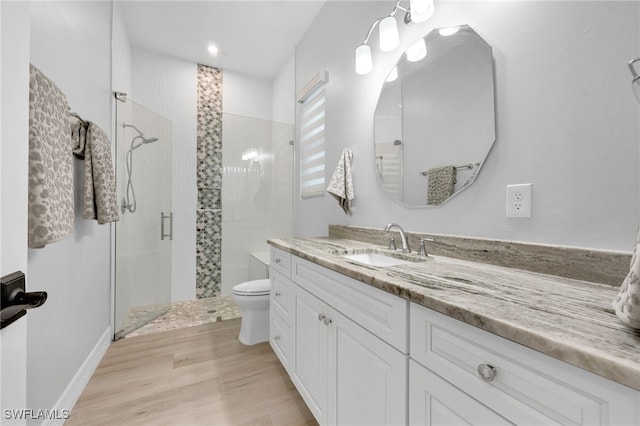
[274,335,281,341]
[275,258,281,264]
[477,364,497,382]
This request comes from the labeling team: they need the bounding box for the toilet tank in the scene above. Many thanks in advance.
[249,252,270,280]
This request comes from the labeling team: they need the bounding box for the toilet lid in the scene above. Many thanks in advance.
[233,279,270,296]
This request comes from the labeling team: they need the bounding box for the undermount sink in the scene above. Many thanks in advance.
[331,248,425,268]
[343,252,413,267]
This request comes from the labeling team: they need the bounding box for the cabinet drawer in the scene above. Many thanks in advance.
[292,256,408,353]
[270,308,292,373]
[410,303,639,425]
[270,247,291,278]
[270,270,291,322]
[409,360,510,426]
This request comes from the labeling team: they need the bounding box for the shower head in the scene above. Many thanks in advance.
[123,123,159,150]
[130,135,159,151]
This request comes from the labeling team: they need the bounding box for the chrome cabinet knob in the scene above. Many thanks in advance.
[323,317,332,325]
[275,291,281,297]
[477,364,497,382]
[274,335,281,341]
[318,313,326,322]
[275,258,281,264]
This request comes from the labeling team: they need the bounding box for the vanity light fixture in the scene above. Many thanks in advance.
[356,44,374,75]
[379,16,400,52]
[406,39,427,62]
[355,0,435,75]
[439,26,460,36]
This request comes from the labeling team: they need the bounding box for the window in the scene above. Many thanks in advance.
[298,72,327,199]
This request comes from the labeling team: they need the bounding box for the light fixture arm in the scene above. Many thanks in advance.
[362,0,410,44]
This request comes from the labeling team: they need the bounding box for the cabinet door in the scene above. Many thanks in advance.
[291,285,328,425]
[270,308,292,372]
[410,360,512,426]
[327,308,408,426]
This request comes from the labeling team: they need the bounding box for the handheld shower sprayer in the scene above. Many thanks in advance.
[121,122,159,214]
[629,58,640,103]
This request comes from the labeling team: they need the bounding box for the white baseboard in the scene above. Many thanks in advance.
[43,327,111,426]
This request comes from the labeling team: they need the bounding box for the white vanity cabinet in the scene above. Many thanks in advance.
[269,248,293,373]
[269,246,640,426]
[279,253,409,426]
[410,302,640,425]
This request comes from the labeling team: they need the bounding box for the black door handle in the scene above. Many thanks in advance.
[1,272,47,329]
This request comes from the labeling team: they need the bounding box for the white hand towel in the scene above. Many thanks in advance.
[613,226,640,328]
[326,148,354,215]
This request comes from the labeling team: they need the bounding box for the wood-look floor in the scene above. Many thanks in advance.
[68,318,317,426]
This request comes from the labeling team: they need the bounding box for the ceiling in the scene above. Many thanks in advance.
[119,1,326,80]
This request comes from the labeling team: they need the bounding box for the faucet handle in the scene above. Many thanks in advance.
[418,237,435,256]
[387,233,397,251]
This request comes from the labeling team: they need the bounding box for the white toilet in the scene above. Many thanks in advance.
[232,278,270,345]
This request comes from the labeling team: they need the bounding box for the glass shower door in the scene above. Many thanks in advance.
[114,98,172,339]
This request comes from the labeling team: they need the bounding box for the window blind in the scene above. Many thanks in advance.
[299,83,326,198]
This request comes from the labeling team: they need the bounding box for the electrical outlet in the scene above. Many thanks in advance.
[506,184,532,218]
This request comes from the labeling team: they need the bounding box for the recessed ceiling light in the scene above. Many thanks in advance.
[208,44,219,56]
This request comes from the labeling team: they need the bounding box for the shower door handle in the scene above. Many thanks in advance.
[161,212,173,241]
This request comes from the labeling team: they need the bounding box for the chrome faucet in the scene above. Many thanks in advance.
[384,223,411,253]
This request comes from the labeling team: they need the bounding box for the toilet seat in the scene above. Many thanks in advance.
[233,279,270,297]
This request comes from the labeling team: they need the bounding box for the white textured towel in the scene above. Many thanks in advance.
[613,227,640,329]
[28,64,75,248]
[326,148,354,215]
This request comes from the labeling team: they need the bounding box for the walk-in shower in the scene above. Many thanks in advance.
[114,95,173,339]
[121,122,159,214]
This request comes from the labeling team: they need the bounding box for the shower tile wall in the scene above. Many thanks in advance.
[196,64,223,299]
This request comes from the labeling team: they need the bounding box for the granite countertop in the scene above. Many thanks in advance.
[268,237,640,391]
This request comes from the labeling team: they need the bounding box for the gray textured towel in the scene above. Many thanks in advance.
[613,227,640,329]
[427,166,457,206]
[326,148,354,215]
[28,64,74,248]
[72,121,119,224]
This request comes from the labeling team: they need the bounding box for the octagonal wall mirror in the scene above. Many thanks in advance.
[374,24,495,207]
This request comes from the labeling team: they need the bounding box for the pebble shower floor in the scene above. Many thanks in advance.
[121,295,241,338]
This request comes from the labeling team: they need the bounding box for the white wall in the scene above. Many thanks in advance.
[112,2,132,97]
[295,1,640,252]
[131,48,198,302]
[223,70,273,121]
[27,0,112,413]
[0,2,30,421]
[272,53,296,125]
